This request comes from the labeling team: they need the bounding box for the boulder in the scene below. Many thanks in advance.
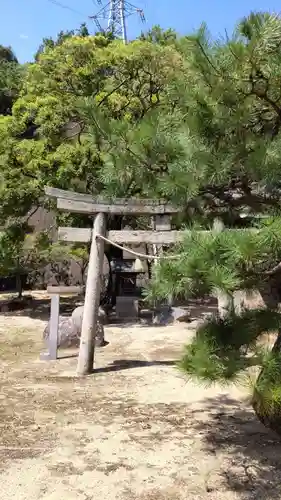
[43,311,106,348]
[171,307,191,322]
[43,316,80,348]
[153,306,191,326]
[71,305,107,332]
[71,305,106,346]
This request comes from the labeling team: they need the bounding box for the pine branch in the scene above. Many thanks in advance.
[178,309,281,385]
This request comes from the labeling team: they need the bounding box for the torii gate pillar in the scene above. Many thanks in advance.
[76,213,107,376]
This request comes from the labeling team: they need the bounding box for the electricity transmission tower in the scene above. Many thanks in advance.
[89,0,145,44]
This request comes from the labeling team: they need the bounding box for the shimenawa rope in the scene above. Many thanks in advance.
[96,234,182,260]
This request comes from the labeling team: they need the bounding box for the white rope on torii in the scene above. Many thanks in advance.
[96,234,183,260]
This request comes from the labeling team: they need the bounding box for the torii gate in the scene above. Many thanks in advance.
[45,187,183,376]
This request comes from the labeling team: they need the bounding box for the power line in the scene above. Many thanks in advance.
[46,0,86,18]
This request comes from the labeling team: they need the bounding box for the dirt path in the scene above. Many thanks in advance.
[1,314,281,500]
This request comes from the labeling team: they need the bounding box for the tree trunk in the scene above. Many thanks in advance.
[252,279,281,435]
[16,273,23,299]
[213,219,235,319]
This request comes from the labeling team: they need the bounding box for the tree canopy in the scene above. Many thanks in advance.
[0,45,21,116]
[34,23,90,61]
[0,33,184,226]
[0,45,18,63]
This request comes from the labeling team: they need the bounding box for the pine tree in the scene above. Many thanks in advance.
[148,12,281,434]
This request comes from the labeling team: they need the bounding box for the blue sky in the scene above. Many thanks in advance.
[2,0,281,62]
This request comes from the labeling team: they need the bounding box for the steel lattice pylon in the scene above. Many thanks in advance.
[89,0,145,44]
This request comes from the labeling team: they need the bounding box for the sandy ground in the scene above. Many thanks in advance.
[1,311,281,500]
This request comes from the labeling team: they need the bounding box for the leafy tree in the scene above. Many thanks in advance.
[0,35,184,225]
[48,242,112,303]
[0,45,18,63]
[139,25,177,46]
[34,23,90,60]
[148,12,281,434]
[49,242,90,285]
[0,45,22,116]
[0,224,51,297]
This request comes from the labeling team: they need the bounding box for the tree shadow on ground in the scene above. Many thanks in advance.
[0,297,79,321]
[0,294,217,327]
[191,394,281,499]
[94,358,176,373]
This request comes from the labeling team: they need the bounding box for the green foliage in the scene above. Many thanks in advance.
[80,101,188,198]
[139,25,177,46]
[0,225,51,295]
[4,12,281,223]
[49,242,89,284]
[0,55,22,115]
[0,33,184,224]
[252,349,281,429]
[148,216,281,420]
[148,10,281,304]
[34,23,90,61]
[167,13,281,218]
[0,45,18,63]
[147,219,281,303]
[179,309,281,385]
